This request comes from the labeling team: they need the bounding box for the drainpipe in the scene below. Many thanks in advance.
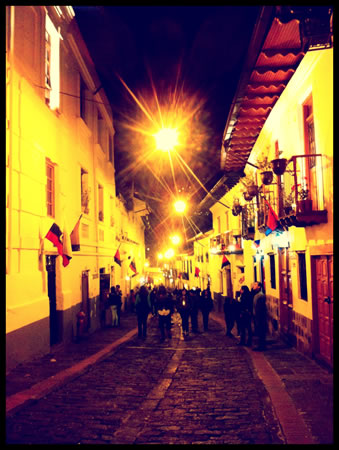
[7,5,15,275]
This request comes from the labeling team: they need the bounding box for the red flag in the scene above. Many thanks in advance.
[264,199,278,235]
[62,225,72,267]
[45,223,64,258]
[114,249,122,266]
[70,214,82,251]
[221,254,230,269]
[129,259,136,273]
[195,267,200,277]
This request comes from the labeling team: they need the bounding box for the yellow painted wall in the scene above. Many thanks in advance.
[6,6,146,346]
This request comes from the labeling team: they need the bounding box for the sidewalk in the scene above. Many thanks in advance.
[6,310,333,443]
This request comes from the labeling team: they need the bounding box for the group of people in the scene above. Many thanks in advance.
[224,281,267,351]
[132,285,214,341]
[106,281,267,350]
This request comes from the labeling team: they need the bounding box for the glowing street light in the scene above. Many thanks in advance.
[170,234,181,245]
[154,127,179,152]
[174,199,187,214]
[164,248,175,259]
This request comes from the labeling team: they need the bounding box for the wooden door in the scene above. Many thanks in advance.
[313,256,333,366]
[46,255,60,346]
[81,271,90,330]
[279,248,293,337]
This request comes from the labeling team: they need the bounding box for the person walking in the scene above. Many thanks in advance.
[200,288,213,331]
[177,288,191,338]
[129,289,136,313]
[155,286,173,342]
[135,285,151,338]
[223,296,235,336]
[238,285,253,346]
[115,285,122,326]
[252,281,267,351]
[108,287,119,327]
[150,287,157,316]
[189,289,200,333]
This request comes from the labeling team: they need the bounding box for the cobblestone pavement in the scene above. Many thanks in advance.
[6,311,333,444]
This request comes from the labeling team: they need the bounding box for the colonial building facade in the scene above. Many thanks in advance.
[6,6,147,371]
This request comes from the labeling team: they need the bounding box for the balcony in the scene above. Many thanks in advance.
[255,154,327,231]
[279,154,327,227]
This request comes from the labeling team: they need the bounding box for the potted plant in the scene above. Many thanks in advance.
[241,171,258,198]
[257,151,274,185]
[296,177,312,213]
[271,157,288,175]
[232,197,242,216]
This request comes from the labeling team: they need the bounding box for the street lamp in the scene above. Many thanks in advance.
[170,234,181,245]
[153,127,179,152]
[174,199,187,214]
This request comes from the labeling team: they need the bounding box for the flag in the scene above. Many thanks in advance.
[45,223,64,258]
[254,240,260,248]
[221,254,230,269]
[114,249,122,266]
[195,267,200,277]
[264,199,278,235]
[129,259,136,273]
[70,214,82,251]
[62,225,72,267]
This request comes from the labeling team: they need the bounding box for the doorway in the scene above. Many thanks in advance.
[81,271,90,331]
[46,255,61,346]
[312,255,333,367]
[279,248,293,341]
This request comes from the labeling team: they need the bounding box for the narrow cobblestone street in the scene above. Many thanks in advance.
[6,312,333,445]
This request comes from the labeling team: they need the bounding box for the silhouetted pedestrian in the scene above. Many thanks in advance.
[135,285,151,338]
[189,289,200,333]
[177,288,191,338]
[129,289,136,313]
[200,288,213,331]
[115,285,122,326]
[155,286,173,341]
[223,296,235,336]
[108,287,119,327]
[252,281,267,351]
[238,285,253,346]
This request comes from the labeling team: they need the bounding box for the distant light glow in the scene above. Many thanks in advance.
[174,199,186,214]
[164,248,175,259]
[170,235,181,245]
[154,128,179,152]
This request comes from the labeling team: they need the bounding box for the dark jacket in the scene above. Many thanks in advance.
[108,290,120,307]
[176,292,191,313]
[200,290,213,312]
[239,290,253,316]
[135,286,151,315]
[155,292,174,317]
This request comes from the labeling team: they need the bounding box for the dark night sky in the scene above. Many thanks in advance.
[74,6,260,244]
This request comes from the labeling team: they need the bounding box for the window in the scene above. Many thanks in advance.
[303,95,317,204]
[45,13,60,110]
[269,254,276,289]
[46,159,55,217]
[81,168,89,214]
[225,211,229,231]
[80,75,89,124]
[97,109,106,151]
[98,184,104,221]
[217,216,221,234]
[110,196,114,227]
[298,252,308,300]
